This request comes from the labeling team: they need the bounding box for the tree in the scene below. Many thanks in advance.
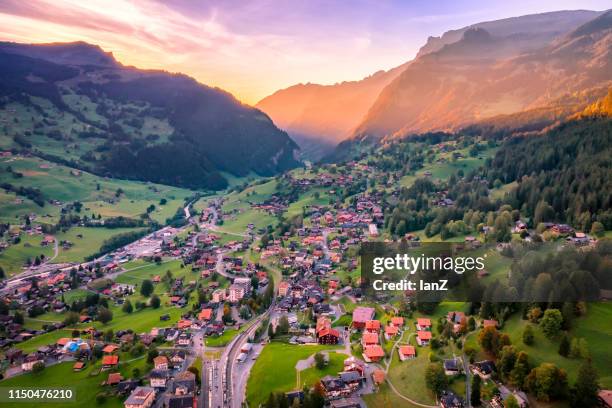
[97,307,113,324]
[471,374,482,406]
[570,360,600,408]
[540,309,563,339]
[424,362,447,396]
[498,346,518,380]
[63,311,79,326]
[13,311,24,325]
[522,325,534,345]
[510,351,530,388]
[150,295,161,309]
[188,366,201,386]
[590,221,605,237]
[504,395,520,408]
[147,348,159,363]
[0,266,5,279]
[267,323,275,339]
[122,299,133,314]
[314,352,326,370]
[32,361,45,373]
[525,363,568,402]
[558,334,570,357]
[104,329,114,342]
[277,315,290,335]
[140,279,154,297]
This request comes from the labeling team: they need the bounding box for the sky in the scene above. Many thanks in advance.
[0,0,609,104]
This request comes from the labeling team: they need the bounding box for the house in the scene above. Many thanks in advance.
[598,390,612,408]
[228,284,245,302]
[482,319,498,329]
[471,360,495,380]
[278,281,290,297]
[211,289,225,303]
[440,391,464,408]
[361,332,379,347]
[320,375,353,400]
[390,317,404,327]
[21,354,43,371]
[173,371,196,395]
[166,395,194,408]
[384,325,399,340]
[494,386,529,408]
[398,345,416,361]
[352,307,375,329]
[363,345,384,362]
[371,369,385,385]
[443,358,462,375]
[102,355,119,369]
[176,333,192,347]
[364,320,381,333]
[416,330,432,346]
[103,344,119,354]
[343,357,365,376]
[198,309,213,322]
[330,397,362,408]
[73,361,86,371]
[107,372,123,386]
[124,386,156,408]
[318,328,340,345]
[153,355,169,370]
[177,320,192,330]
[416,318,431,331]
[150,369,169,388]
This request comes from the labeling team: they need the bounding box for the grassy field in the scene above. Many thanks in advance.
[0,233,54,276]
[0,356,147,408]
[0,155,192,224]
[53,227,145,263]
[205,322,251,347]
[464,303,612,388]
[246,342,341,407]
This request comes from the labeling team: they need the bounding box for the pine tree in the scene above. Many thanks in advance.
[471,374,482,406]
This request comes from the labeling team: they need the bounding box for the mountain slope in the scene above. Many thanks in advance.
[255,62,409,159]
[351,10,612,142]
[0,42,299,190]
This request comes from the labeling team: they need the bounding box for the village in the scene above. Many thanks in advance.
[0,135,610,408]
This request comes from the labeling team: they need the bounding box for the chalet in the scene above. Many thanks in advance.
[471,360,495,380]
[482,319,499,329]
[552,224,573,235]
[447,311,466,333]
[165,395,194,408]
[170,351,187,367]
[371,369,385,385]
[177,320,192,330]
[318,328,340,345]
[384,325,399,340]
[150,369,169,388]
[320,375,353,400]
[440,391,464,408]
[198,308,213,322]
[390,317,404,327]
[363,345,384,362]
[103,344,119,354]
[364,320,381,333]
[598,390,612,408]
[73,361,86,371]
[361,332,379,347]
[153,355,169,370]
[492,386,528,408]
[211,289,226,303]
[398,345,416,361]
[330,398,362,408]
[107,372,123,386]
[173,371,196,395]
[416,318,432,331]
[352,307,375,329]
[443,358,462,375]
[343,357,365,376]
[21,354,43,371]
[416,330,432,346]
[102,355,119,370]
[124,386,156,408]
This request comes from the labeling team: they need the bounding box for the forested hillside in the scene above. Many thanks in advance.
[0,42,300,190]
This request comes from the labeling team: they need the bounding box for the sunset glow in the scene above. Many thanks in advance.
[0,0,609,104]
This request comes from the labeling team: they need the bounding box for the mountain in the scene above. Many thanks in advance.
[350,9,612,143]
[416,10,601,57]
[255,62,409,160]
[0,42,300,190]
